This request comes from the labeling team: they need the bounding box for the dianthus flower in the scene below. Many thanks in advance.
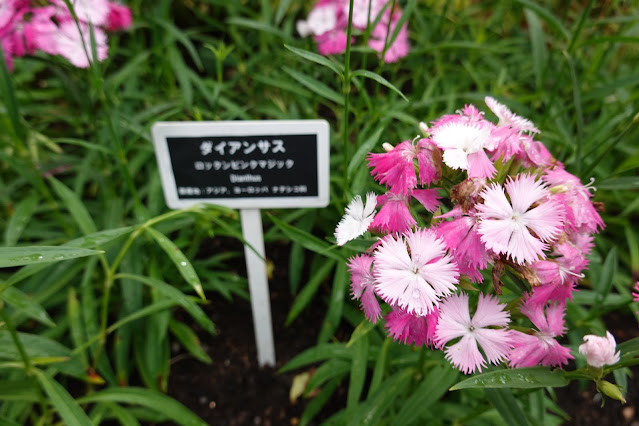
[435,292,512,374]
[476,173,565,264]
[374,229,458,316]
[347,254,381,323]
[579,331,620,368]
[509,300,573,368]
[335,192,377,246]
[430,121,497,178]
[385,305,438,346]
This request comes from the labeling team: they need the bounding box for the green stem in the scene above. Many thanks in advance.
[343,0,355,192]
[0,306,48,414]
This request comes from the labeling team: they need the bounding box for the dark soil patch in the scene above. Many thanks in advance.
[163,239,345,426]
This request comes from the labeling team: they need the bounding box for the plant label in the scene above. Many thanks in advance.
[151,120,330,209]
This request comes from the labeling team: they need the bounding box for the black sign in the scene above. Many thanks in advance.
[166,134,318,200]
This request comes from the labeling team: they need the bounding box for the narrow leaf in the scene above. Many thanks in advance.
[49,176,97,235]
[169,320,212,364]
[268,214,343,262]
[286,259,335,326]
[393,365,459,426]
[350,69,408,102]
[483,388,531,426]
[282,66,344,105]
[4,192,39,246]
[145,227,205,300]
[33,370,93,426]
[284,45,344,78]
[450,367,569,390]
[0,246,101,268]
[77,387,208,426]
[116,273,215,335]
[1,286,55,327]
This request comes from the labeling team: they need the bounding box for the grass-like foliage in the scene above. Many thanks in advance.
[1,0,638,424]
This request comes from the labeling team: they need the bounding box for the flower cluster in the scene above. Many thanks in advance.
[296,0,409,63]
[1,0,132,70]
[335,96,606,374]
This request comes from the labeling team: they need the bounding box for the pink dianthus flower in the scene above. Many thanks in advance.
[435,292,512,374]
[347,254,382,323]
[476,173,565,265]
[509,300,573,368]
[385,305,438,346]
[374,229,459,316]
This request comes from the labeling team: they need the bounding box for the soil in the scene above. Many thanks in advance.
[161,239,639,426]
[163,239,345,426]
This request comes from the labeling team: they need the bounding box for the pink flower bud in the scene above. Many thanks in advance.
[578,331,620,368]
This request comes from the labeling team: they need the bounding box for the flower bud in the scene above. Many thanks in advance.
[579,331,620,368]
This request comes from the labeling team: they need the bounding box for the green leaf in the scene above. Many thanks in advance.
[284,45,344,78]
[268,214,344,262]
[1,286,55,327]
[145,227,205,300]
[318,262,348,343]
[347,333,369,409]
[596,177,639,190]
[4,192,39,246]
[0,246,101,268]
[592,248,617,312]
[347,124,385,181]
[115,273,215,335]
[0,331,85,379]
[279,343,349,373]
[48,176,97,236]
[282,66,344,105]
[33,370,93,426]
[169,319,212,364]
[286,259,335,326]
[350,69,408,102]
[226,17,292,40]
[524,9,547,90]
[344,369,413,426]
[0,44,25,141]
[483,388,531,426]
[0,379,39,402]
[77,387,208,426]
[305,358,350,393]
[617,336,639,362]
[514,0,570,40]
[450,367,569,390]
[393,365,459,426]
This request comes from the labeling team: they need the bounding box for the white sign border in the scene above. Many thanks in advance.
[151,120,330,209]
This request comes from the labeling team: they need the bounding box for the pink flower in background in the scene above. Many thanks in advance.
[37,20,108,68]
[509,301,573,368]
[106,2,133,31]
[386,305,439,346]
[579,331,620,368]
[334,192,377,245]
[476,174,565,264]
[347,255,381,323]
[633,281,639,303]
[435,293,512,374]
[374,229,458,316]
[0,0,131,69]
[298,0,410,62]
[368,6,410,63]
